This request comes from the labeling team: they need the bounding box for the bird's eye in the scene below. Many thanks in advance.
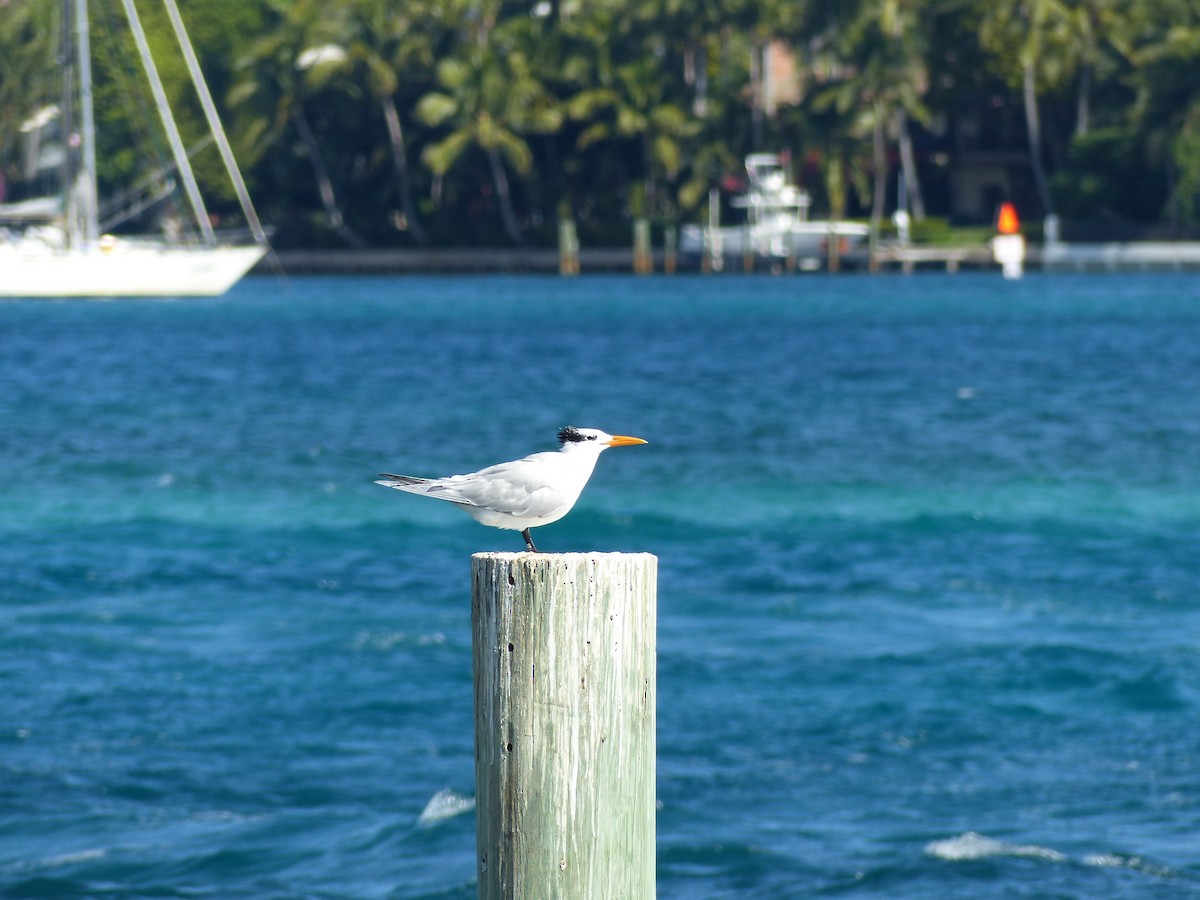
[586,434,597,441]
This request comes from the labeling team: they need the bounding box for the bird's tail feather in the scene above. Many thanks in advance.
[375,473,475,505]
[375,474,432,489]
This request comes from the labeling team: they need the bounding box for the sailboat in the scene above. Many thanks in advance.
[0,0,267,298]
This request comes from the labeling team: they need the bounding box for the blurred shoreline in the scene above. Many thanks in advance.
[258,242,1200,276]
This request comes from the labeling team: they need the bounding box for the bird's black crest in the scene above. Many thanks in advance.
[558,426,585,444]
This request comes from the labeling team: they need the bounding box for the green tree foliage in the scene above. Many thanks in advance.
[1,0,1198,243]
[0,1,59,200]
[414,1,562,245]
[1127,5,1200,225]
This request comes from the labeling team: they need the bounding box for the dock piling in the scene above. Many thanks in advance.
[663,225,677,274]
[633,219,652,274]
[558,219,580,275]
[472,552,657,900]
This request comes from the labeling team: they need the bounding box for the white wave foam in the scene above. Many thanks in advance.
[37,848,106,869]
[1084,853,1175,878]
[4,848,107,877]
[927,833,1178,881]
[925,832,1066,863]
[417,788,475,828]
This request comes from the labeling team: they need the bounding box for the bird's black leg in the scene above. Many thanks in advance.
[521,528,539,553]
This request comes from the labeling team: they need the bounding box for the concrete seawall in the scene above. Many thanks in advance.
[256,242,1200,275]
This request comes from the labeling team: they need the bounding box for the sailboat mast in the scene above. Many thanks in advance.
[74,0,101,248]
[59,0,76,245]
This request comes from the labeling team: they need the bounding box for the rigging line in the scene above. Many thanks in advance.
[93,2,170,184]
[116,0,215,244]
[160,0,268,248]
[98,134,216,230]
[91,0,196,239]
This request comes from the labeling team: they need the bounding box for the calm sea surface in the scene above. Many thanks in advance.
[3,272,1200,898]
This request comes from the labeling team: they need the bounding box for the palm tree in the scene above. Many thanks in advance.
[318,0,439,245]
[881,0,932,221]
[562,8,698,220]
[568,62,697,218]
[816,0,932,243]
[0,0,60,196]
[1065,0,1122,137]
[1127,6,1200,224]
[231,0,366,246]
[978,0,1082,219]
[414,9,561,245]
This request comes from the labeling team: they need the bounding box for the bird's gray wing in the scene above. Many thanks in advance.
[441,457,568,518]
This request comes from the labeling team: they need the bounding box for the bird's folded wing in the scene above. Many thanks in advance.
[444,462,567,518]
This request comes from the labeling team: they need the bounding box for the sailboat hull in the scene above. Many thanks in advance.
[0,242,265,297]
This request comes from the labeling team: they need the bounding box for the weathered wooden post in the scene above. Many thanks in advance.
[704,187,723,273]
[663,224,677,274]
[558,218,580,275]
[827,222,841,273]
[472,552,657,900]
[632,218,652,274]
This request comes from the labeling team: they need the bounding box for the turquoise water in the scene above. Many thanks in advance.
[3,272,1200,898]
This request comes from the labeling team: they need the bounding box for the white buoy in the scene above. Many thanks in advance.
[991,202,1025,279]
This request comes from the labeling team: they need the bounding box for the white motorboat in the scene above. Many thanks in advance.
[680,153,868,269]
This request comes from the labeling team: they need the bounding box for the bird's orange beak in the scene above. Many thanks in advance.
[607,434,648,447]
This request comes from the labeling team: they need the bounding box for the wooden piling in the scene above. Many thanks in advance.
[826,223,841,273]
[633,218,652,274]
[558,219,580,275]
[472,552,657,900]
[704,188,723,273]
